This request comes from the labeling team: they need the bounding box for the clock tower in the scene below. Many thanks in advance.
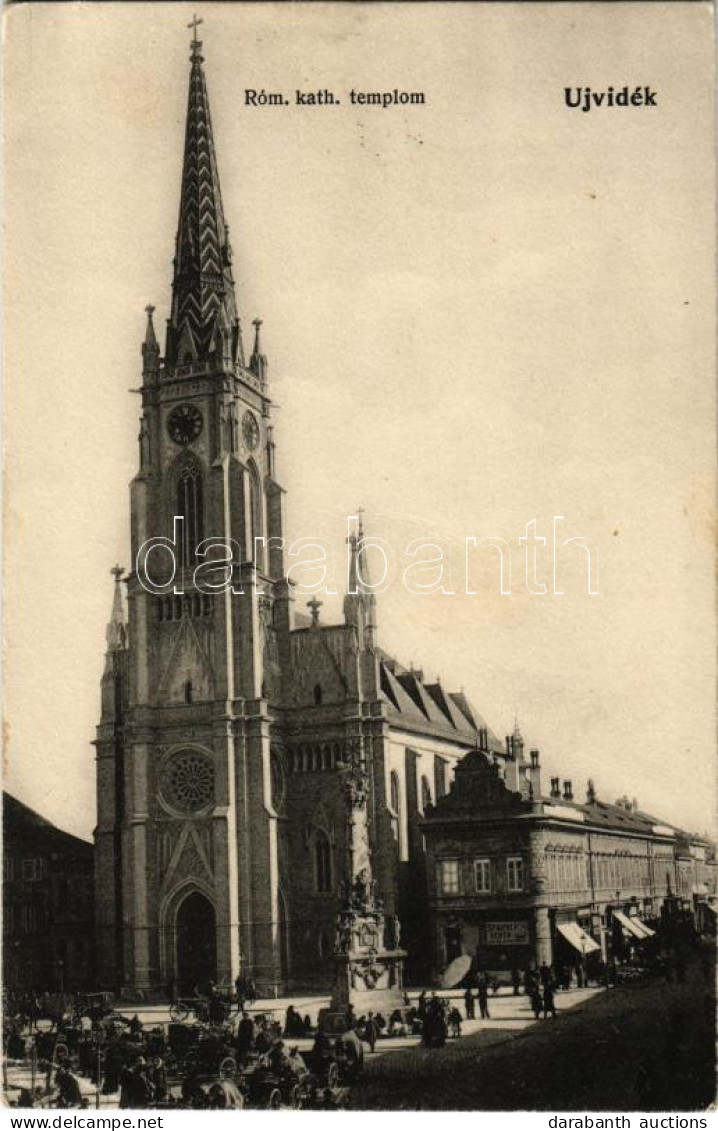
[94,28,293,996]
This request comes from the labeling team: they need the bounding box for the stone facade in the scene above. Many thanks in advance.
[93,35,502,998]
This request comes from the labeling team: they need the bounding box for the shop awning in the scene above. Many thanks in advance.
[557,922,601,955]
[612,909,649,939]
[631,915,656,938]
[693,883,709,896]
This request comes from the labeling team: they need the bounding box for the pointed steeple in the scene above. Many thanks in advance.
[142,304,160,379]
[165,28,243,369]
[250,318,267,380]
[106,566,128,652]
[344,510,377,644]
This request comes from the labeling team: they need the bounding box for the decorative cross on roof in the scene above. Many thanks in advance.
[307,596,323,626]
[111,564,124,582]
[188,14,204,57]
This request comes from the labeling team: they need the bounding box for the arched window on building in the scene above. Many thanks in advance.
[315,831,332,893]
[176,460,203,568]
[420,775,432,813]
[389,770,401,855]
[313,684,323,706]
[184,680,193,704]
[247,461,264,569]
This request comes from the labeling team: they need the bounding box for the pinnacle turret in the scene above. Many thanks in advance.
[106,566,128,652]
[141,304,160,378]
[344,511,377,644]
[250,318,267,379]
[165,30,243,369]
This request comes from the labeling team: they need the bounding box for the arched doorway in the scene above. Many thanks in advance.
[176,891,216,994]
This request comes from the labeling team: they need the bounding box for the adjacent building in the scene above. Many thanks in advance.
[3,793,94,991]
[422,731,716,978]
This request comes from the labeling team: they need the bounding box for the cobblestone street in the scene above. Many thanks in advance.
[348,959,716,1110]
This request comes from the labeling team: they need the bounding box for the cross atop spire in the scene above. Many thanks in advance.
[188,15,203,42]
[165,28,244,369]
[307,596,323,627]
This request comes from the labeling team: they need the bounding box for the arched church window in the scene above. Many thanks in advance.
[247,461,263,569]
[184,680,193,704]
[315,831,332,894]
[176,460,204,569]
[390,771,401,814]
[421,775,432,812]
[313,684,323,706]
[389,770,401,854]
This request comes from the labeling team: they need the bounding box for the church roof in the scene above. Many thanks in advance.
[378,656,504,750]
[165,35,242,368]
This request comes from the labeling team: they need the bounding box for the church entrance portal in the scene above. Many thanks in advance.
[176,892,216,993]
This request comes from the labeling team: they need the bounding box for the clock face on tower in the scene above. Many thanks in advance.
[242,410,259,451]
[167,404,203,445]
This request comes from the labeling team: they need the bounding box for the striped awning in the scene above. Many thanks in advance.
[557,922,601,955]
[613,909,652,939]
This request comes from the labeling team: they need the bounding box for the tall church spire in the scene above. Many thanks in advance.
[344,511,377,645]
[165,25,243,369]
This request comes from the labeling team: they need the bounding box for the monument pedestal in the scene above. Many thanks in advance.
[322,760,406,1033]
[319,907,407,1033]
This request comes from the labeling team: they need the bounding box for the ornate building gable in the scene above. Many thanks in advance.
[158,820,214,894]
[287,628,350,706]
[154,613,215,704]
[426,748,527,816]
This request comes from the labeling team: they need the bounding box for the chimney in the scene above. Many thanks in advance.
[528,749,541,800]
[505,754,520,793]
[632,797,639,814]
[586,778,597,804]
[550,777,561,798]
[563,780,573,802]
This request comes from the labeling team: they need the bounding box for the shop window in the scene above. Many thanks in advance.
[440,858,460,895]
[506,856,524,892]
[474,858,491,894]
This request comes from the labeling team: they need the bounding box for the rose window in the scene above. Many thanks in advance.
[163,751,214,814]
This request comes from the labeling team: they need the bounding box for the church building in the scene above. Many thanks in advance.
[93,30,503,998]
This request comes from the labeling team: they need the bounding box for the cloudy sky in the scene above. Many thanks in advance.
[4,2,715,839]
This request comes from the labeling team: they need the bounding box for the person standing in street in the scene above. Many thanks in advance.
[542,984,557,1019]
[511,968,521,996]
[530,985,543,1019]
[364,1012,379,1053]
[477,977,490,1020]
[464,986,475,1020]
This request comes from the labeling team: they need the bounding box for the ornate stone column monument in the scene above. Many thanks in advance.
[319,761,407,1033]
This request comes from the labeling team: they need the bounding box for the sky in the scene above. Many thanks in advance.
[3,2,716,841]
